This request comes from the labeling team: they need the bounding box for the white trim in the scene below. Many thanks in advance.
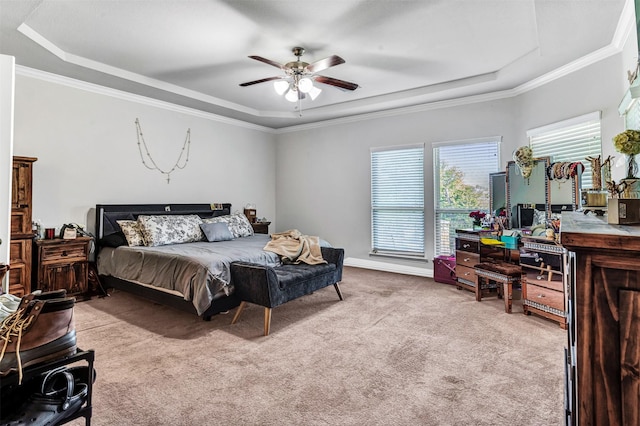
[15,65,276,133]
[431,135,503,148]
[344,257,434,278]
[526,111,602,138]
[370,142,425,153]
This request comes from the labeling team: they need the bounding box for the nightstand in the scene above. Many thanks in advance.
[33,236,92,300]
[251,222,271,234]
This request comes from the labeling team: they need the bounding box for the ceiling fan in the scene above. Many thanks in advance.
[239,47,359,102]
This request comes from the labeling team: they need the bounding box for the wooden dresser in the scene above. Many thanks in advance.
[9,156,37,296]
[560,212,640,426]
[454,229,508,293]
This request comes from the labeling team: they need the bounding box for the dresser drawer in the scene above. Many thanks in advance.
[40,242,89,263]
[456,238,479,253]
[524,282,564,312]
[456,264,477,284]
[9,239,30,264]
[456,250,480,268]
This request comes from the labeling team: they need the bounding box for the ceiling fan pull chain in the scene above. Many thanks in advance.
[134,118,191,184]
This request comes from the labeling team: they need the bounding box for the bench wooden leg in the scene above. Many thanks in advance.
[231,301,247,324]
[475,277,483,302]
[334,283,344,301]
[264,307,272,336]
[503,281,512,314]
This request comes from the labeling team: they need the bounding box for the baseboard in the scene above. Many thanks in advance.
[344,257,434,278]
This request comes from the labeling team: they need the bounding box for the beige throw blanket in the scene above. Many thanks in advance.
[263,229,327,265]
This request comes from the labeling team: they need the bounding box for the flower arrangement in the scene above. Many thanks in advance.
[613,129,640,178]
[469,210,486,225]
[613,129,640,155]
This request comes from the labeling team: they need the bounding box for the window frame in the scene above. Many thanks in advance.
[433,137,501,256]
[370,143,425,259]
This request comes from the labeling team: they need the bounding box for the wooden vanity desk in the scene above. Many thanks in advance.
[560,211,640,426]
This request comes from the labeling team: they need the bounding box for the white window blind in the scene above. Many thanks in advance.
[528,112,602,188]
[371,144,424,256]
[433,139,500,256]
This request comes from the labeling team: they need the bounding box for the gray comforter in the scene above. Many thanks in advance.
[96,234,281,315]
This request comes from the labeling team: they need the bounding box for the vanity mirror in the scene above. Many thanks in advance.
[489,172,506,215]
[548,163,582,213]
[506,157,550,228]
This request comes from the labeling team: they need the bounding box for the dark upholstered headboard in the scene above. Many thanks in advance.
[95,203,231,240]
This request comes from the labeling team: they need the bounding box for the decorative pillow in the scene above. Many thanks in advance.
[200,222,234,242]
[99,231,128,248]
[116,220,146,246]
[202,212,253,238]
[136,214,204,247]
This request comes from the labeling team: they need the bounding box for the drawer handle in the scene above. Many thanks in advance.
[464,257,471,262]
[537,294,545,298]
[61,251,68,257]
[463,244,470,248]
[464,272,471,276]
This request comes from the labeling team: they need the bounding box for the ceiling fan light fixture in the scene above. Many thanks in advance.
[298,77,314,93]
[285,88,299,103]
[308,85,322,100]
[273,80,289,95]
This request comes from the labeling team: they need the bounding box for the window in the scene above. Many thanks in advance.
[433,138,501,256]
[371,144,424,257]
[528,112,602,188]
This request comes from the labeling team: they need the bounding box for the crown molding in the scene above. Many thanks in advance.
[15,65,276,133]
[15,0,633,135]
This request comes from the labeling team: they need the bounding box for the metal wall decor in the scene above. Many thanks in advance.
[134,118,191,183]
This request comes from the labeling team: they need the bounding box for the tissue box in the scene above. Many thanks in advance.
[433,255,457,285]
[500,235,520,249]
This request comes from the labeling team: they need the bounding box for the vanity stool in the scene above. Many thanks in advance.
[474,261,522,313]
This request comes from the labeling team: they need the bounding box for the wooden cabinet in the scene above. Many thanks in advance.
[520,237,567,329]
[33,237,92,300]
[251,222,270,234]
[561,212,640,426]
[9,156,37,296]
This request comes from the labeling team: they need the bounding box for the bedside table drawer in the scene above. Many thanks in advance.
[41,243,89,262]
[456,250,479,268]
[524,282,564,312]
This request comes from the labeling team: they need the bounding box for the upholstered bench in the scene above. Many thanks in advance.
[230,247,344,335]
[474,261,522,313]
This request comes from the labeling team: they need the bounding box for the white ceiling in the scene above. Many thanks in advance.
[0,0,630,129]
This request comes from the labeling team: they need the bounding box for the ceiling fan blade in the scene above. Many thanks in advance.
[314,75,359,91]
[305,55,345,73]
[239,76,284,87]
[248,55,285,70]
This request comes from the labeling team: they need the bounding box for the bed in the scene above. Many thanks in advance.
[95,203,281,319]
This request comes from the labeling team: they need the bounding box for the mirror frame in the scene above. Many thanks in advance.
[489,171,506,216]
[506,157,551,229]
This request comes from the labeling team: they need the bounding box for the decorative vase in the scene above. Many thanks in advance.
[473,220,482,229]
[626,154,638,179]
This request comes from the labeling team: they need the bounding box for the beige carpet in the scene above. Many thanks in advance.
[66,267,565,426]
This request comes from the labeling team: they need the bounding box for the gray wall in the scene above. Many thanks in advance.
[12,74,277,236]
[6,28,633,279]
[275,50,630,274]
